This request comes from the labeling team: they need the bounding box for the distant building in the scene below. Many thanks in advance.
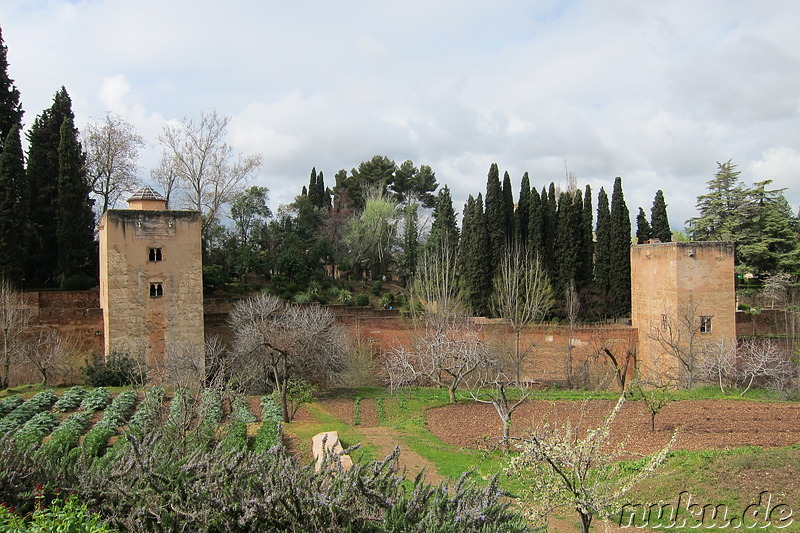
[631,241,736,384]
[98,187,204,381]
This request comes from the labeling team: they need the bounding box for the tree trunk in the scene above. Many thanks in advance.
[448,385,456,404]
[651,411,656,432]
[579,510,592,533]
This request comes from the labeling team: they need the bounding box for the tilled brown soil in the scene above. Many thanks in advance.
[426,399,800,455]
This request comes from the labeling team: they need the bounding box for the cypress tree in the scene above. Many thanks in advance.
[458,194,491,316]
[635,207,652,244]
[516,172,531,247]
[650,190,671,242]
[594,188,611,297]
[578,184,594,289]
[528,186,543,260]
[484,164,505,273]
[609,177,631,317]
[502,170,515,244]
[554,190,580,299]
[307,167,319,206]
[0,25,23,152]
[26,88,77,284]
[541,183,558,279]
[0,123,24,282]
[398,204,419,286]
[56,115,95,282]
[317,171,331,210]
[428,185,459,252]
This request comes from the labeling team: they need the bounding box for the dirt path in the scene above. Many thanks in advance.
[358,426,444,484]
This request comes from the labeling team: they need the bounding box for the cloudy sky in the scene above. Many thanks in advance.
[2,0,799,230]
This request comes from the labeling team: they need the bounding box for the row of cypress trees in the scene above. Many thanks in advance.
[443,164,670,320]
[0,26,96,287]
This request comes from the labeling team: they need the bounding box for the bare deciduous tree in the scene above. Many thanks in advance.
[737,337,794,395]
[0,280,32,389]
[469,354,531,446]
[647,303,704,388]
[17,329,71,386]
[387,244,485,404]
[84,113,145,216]
[229,293,347,422]
[491,244,553,382]
[158,111,262,233]
[508,396,676,532]
[698,339,737,393]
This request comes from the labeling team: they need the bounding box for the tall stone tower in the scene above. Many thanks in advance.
[631,241,736,385]
[98,187,204,381]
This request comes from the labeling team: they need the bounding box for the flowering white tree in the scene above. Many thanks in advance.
[508,396,676,532]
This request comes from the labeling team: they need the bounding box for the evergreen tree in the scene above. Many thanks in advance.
[686,160,746,241]
[554,191,580,299]
[428,185,459,252]
[608,177,631,317]
[25,87,76,285]
[458,194,491,316]
[516,172,531,247]
[650,190,671,242]
[484,164,505,273]
[307,167,319,207]
[0,123,24,282]
[578,184,594,289]
[502,170,515,244]
[528,186,544,260]
[0,25,23,152]
[56,115,95,282]
[542,183,558,278]
[635,207,652,244]
[317,171,331,210]
[398,203,419,286]
[594,188,611,297]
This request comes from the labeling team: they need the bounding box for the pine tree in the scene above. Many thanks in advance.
[458,194,491,316]
[686,160,746,241]
[484,164,505,273]
[56,115,95,282]
[516,172,531,247]
[26,88,77,284]
[635,207,652,244]
[609,177,631,317]
[428,185,459,252]
[502,170,515,244]
[0,25,23,153]
[0,123,24,282]
[650,190,671,242]
[594,188,611,296]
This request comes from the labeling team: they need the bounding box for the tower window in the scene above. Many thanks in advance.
[149,282,163,298]
[661,314,668,331]
[148,248,163,261]
[699,316,712,334]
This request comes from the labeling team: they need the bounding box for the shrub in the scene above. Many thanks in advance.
[380,292,394,309]
[254,396,282,452]
[127,387,164,434]
[61,272,97,290]
[53,386,88,412]
[80,387,111,411]
[355,293,370,307]
[202,264,229,292]
[231,396,257,424]
[39,410,93,460]
[0,390,57,435]
[0,494,119,532]
[372,280,383,295]
[14,411,58,447]
[0,395,23,418]
[83,353,145,387]
[271,378,316,422]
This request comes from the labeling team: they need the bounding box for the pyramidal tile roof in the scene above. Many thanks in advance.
[128,186,166,202]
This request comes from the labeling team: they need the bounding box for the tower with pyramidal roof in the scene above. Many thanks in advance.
[98,187,204,382]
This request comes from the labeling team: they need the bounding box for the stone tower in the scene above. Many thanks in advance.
[98,187,204,381]
[631,241,736,385]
